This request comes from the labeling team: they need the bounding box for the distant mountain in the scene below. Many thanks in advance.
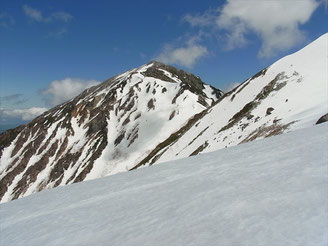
[0,61,222,202]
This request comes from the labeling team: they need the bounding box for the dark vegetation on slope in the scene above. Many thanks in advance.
[129,109,209,170]
[241,122,295,143]
[146,61,223,106]
[219,72,288,133]
[0,60,223,202]
[316,113,328,124]
[190,141,209,156]
[230,67,269,102]
[186,69,294,156]
[0,125,25,159]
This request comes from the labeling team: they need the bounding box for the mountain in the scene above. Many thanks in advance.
[1,33,327,203]
[0,61,222,202]
[151,33,328,163]
[1,123,327,246]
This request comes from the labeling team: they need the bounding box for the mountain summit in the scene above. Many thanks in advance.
[1,33,327,203]
[0,61,222,202]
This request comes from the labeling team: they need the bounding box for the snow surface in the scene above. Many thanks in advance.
[1,123,327,246]
[157,33,328,162]
[1,34,326,203]
[0,61,220,202]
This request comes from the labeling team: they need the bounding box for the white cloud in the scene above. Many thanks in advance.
[45,28,67,39]
[23,5,72,23]
[156,38,208,68]
[216,0,320,57]
[51,12,73,22]
[183,0,320,58]
[0,107,48,121]
[23,5,43,22]
[224,82,241,92]
[223,22,248,50]
[0,13,15,28]
[42,78,101,106]
[183,9,218,27]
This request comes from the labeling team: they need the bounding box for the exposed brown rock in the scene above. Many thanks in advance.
[316,113,328,124]
[0,61,222,202]
[190,141,209,156]
[0,125,25,159]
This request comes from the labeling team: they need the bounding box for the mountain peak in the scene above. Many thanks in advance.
[1,34,326,203]
[0,62,223,202]
[140,61,221,100]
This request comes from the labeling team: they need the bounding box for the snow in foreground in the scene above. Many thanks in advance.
[0,123,327,246]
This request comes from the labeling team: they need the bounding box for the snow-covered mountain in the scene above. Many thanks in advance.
[0,61,222,202]
[1,123,327,246]
[0,33,327,203]
[151,33,328,164]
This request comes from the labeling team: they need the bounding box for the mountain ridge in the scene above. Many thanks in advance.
[0,61,222,202]
[152,33,328,164]
[0,33,327,203]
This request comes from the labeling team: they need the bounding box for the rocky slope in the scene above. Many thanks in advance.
[1,33,327,203]
[1,123,327,246]
[152,33,328,164]
[0,61,222,202]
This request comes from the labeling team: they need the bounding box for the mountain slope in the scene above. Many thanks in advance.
[1,123,327,246]
[0,61,222,202]
[1,33,327,203]
[152,33,328,164]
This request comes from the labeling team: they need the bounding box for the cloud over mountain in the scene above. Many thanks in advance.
[156,37,208,68]
[0,107,48,121]
[41,78,101,106]
[217,0,320,57]
[183,0,320,57]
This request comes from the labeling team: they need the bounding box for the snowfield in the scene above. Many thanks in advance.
[156,33,328,162]
[0,61,222,203]
[1,34,326,203]
[1,123,327,246]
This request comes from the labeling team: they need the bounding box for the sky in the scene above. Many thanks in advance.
[0,0,327,131]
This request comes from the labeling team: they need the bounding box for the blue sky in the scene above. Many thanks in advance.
[0,0,327,130]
